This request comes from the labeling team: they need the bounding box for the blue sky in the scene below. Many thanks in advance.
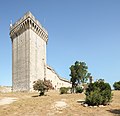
[0,0,120,87]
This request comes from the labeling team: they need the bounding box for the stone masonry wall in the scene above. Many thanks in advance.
[12,30,30,91]
[10,12,71,92]
[29,29,46,91]
[10,12,48,91]
[46,65,71,90]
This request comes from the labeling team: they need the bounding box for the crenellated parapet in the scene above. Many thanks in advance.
[10,11,48,43]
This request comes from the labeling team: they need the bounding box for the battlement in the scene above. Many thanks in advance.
[10,11,48,42]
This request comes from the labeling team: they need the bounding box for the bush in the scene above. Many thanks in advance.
[33,80,47,96]
[76,86,84,93]
[60,87,69,94]
[33,79,53,96]
[85,81,112,106]
[44,79,54,90]
[113,81,120,90]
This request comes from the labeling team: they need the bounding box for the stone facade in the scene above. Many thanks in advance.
[46,65,71,90]
[10,12,71,92]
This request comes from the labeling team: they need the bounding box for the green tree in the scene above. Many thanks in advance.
[113,81,120,90]
[70,61,91,92]
[97,79,105,82]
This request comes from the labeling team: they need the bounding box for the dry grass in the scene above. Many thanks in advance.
[0,90,120,116]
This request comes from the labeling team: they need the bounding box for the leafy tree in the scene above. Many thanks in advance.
[97,79,105,82]
[70,61,91,91]
[113,81,120,90]
[89,76,93,83]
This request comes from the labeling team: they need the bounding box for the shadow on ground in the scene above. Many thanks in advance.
[32,94,49,97]
[32,95,39,97]
[107,109,120,115]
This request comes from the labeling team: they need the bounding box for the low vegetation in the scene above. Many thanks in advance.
[33,80,46,96]
[75,86,84,93]
[60,87,69,94]
[85,81,112,106]
[33,79,53,96]
[34,60,114,108]
[113,81,120,90]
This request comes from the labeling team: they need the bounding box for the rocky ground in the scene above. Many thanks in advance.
[0,90,120,116]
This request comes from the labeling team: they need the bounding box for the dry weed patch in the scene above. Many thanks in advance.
[0,91,119,116]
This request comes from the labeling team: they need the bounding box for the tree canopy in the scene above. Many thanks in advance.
[70,61,91,88]
[113,81,120,90]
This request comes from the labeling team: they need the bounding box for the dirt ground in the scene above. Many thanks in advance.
[0,90,120,116]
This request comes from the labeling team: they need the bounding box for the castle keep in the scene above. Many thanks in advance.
[10,12,71,91]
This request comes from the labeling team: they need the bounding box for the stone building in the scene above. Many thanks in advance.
[10,12,71,91]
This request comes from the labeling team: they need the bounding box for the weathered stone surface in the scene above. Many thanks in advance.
[89,106,93,108]
[93,106,97,108]
[99,105,106,107]
[10,12,71,92]
[46,65,71,90]
[83,104,88,107]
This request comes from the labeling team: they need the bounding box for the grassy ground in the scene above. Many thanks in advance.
[0,90,120,116]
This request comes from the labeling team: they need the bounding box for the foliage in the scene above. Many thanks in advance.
[97,79,105,82]
[60,87,69,94]
[89,76,93,83]
[85,81,112,106]
[75,86,84,93]
[113,81,120,90]
[33,79,53,96]
[33,80,46,96]
[44,79,53,90]
[69,61,91,92]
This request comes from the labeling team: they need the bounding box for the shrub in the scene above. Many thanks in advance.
[75,86,84,93]
[44,79,54,90]
[33,80,47,96]
[113,81,120,90]
[33,79,53,96]
[60,87,69,94]
[85,81,112,106]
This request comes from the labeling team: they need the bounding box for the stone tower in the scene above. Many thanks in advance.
[10,12,48,91]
